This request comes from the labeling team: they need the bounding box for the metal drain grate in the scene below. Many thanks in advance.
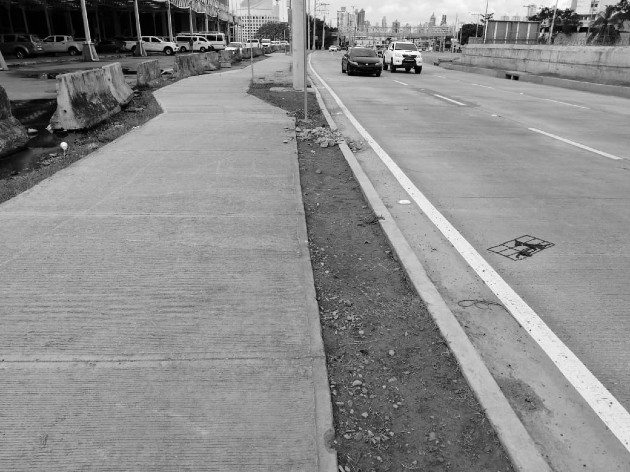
[488,235,554,261]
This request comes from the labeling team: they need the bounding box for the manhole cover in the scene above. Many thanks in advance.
[488,235,554,261]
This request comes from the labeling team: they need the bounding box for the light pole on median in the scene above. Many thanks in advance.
[248,0,254,81]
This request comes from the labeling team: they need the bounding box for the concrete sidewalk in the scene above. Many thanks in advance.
[0,53,336,471]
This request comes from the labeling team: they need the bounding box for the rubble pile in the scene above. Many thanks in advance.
[296,126,344,148]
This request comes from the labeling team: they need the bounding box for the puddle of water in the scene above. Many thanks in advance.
[0,99,62,180]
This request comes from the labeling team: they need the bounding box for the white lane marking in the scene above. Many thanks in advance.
[472,83,494,89]
[433,94,466,106]
[529,128,623,160]
[541,98,589,109]
[392,80,408,86]
[309,62,630,452]
[436,75,446,78]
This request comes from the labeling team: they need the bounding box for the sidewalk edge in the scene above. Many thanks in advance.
[310,74,553,472]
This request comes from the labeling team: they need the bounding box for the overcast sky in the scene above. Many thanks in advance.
[316,0,574,27]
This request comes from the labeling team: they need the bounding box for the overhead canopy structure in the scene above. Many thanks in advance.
[0,0,230,16]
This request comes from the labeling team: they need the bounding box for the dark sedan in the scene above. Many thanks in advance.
[341,47,382,77]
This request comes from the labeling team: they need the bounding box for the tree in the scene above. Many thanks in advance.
[589,4,624,44]
[529,7,580,34]
[460,23,483,45]
[256,22,290,41]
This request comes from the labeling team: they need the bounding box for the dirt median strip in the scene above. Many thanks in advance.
[249,82,517,472]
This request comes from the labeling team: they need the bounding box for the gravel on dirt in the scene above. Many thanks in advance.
[249,82,516,472]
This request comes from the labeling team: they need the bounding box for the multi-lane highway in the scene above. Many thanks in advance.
[310,50,630,470]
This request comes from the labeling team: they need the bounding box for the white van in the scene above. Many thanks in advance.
[175,34,210,52]
[197,32,227,51]
[245,39,260,48]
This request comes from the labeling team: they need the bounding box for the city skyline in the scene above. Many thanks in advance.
[324,0,575,27]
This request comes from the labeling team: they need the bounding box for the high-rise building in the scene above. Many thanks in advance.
[357,8,365,28]
[440,14,447,25]
[525,4,537,18]
[237,0,280,41]
[392,19,400,32]
[382,16,387,27]
[337,7,349,29]
[429,13,436,27]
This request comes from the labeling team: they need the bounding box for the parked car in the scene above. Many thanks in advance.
[341,47,382,77]
[175,35,211,52]
[94,38,125,54]
[196,32,227,50]
[41,35,84,56]
[138,36,178,55]
[382,41,423,73]
[0,33,45,59]
[245,39,261,49]
[225,41,244,52]
[328,45,339,52]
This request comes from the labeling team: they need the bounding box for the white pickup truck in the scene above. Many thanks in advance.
[42,35,84,56]
[382,41,423,74]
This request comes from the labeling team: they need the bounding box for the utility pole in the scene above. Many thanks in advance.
[483,0,489,43]
[317,2,328,49]
[548,0,559,44]
[291,0,306,91]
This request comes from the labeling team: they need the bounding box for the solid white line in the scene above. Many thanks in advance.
[392,80,408,86]
[436,75,446,78]
[433,94,466,106]
[529,128,623,160]
[541,98,589,109]
[472,83,495,89]
[309,62,630,453]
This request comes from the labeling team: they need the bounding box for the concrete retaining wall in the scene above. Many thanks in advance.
[50,66,123,131]
[0,84,29,157]
[174,54,205,78]
[460,44,630,85]
[200,52,219,71]
[137,59,162,88]
[102,63,133,106]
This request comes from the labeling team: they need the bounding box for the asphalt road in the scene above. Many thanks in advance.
[310,50,630,469]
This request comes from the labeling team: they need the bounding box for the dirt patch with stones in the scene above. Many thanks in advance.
[249,82,516,472]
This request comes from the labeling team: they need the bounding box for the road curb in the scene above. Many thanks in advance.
[309,72,552,472]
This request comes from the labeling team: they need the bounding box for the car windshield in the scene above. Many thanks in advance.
[350,48,377,58]
[395,43,417,51]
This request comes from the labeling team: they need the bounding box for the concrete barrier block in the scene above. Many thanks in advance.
[0,85,29,158]
[199,52,218,71]
[137,59,162,88]
[50,68,121,131]
[219,50,232,63]
[102,62,133,106]
[175,54,205,78]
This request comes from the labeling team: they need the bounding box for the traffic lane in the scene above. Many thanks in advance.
[424,62,630,117]
[393,64,629,159]
[310,52,630,411]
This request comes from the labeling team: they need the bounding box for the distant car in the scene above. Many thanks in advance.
[175,35,209,53]
[245,39,261,49]
[0,33,45,59]
[382,41,423,74]
[139,36,178,55]
[225,41,244,52]
[42,35,84,56]
[341,47,382,77]
[328,45,339,52]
